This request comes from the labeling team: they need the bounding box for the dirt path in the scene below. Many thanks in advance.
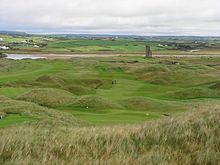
[155,54,220,58]
[7,53,220,59]
[40,54,220,59]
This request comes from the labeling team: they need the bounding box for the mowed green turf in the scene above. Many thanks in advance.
[0,56,220,125]
[0,114,34,128]
[0,87,31,99]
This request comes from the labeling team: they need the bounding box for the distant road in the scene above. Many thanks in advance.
[6,53,220,59]
[154,54,220,58]
[36,53,220,59]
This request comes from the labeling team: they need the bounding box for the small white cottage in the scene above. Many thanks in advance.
[0,46,9,50]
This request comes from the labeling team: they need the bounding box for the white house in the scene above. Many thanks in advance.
[21,40,27,43]
[190,50,200,52]
[0,46,9,50]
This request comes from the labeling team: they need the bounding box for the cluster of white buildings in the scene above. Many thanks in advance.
[0,46,9,50]
[0,38,9,50]
[0,38,40,50]
[158,44,168,47]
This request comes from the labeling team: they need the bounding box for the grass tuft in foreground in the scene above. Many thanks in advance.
[0,104,219,164]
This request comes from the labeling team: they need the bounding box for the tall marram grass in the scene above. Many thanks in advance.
[0,104,219,164]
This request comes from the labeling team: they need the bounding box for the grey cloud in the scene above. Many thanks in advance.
[0,0,219,35]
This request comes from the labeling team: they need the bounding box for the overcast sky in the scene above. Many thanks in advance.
[0,0,220,35]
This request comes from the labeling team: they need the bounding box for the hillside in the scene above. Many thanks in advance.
[1,0,220,164]
[0,103,219,164]
[0,31,28,36]
[0,56,220,164]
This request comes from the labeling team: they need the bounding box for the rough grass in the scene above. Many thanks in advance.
[169,87,220,99]
[209,81,220,90]
[64,84,95,95]
[128,62,219,87]
[77,78,105,89]
[0,95,10,101]
[0,97,80,127]
[120,96,184,113]
[17,88,75,107]
[35,75,66,88]
[0,53,7,58]
[0,98,59,119]
[0,58,25,73]
[0,104,219,164]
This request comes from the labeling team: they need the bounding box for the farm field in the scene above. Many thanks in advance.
[1,34,220,55]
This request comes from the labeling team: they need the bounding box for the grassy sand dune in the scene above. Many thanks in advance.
[209,81,220,90]
[17,88,76,107]
[169,87,220,99]
[120,96,184,113]
[0,56,220,164]
[0,97,80,128]
[0,104,219,164]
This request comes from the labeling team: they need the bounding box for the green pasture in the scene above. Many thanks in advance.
[1,35,220,55]
[0,35,182,54]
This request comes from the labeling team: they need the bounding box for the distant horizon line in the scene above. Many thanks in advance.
[1,30,220,37]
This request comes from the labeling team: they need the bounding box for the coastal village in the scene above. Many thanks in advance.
[0,36,46,51]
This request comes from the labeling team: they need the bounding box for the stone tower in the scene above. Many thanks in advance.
[145,45,152,58]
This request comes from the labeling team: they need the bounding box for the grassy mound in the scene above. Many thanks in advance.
[0,99,50,116]
[209,81,220,90]
[64,84,95,95]
[128,65,173,85]
[0,98,80,128]
[36,75,65,87]
[140,65,170,73]
[0,104,219,164]
[0,53,7,58]
[17,88,75,107]
[78,79,104,89]
[0,111,6,117]
[128,63,218,86]
[0,95,10,101]
[0,59,24,72]
[120,96,184,113]
[169,87,220,99]
[71,95,121,109]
